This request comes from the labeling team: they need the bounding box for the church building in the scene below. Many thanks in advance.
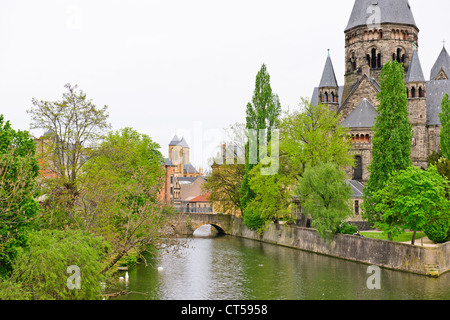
[311,0,449,183]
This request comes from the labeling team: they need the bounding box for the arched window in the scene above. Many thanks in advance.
[406,88,409,98]
[365,134,370,143]
[397,48,402,63]
[411,86,416,98]
[324,92,329,103]
[371,48,377,68]
[419,87,424,98]
[319,93,323,103]
[354,156,363,180]
[331,92,335,103]
[377,53,382,68]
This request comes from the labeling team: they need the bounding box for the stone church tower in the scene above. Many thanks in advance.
[312,0,450,183]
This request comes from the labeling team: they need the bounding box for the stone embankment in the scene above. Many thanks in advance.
[172,214,450,277]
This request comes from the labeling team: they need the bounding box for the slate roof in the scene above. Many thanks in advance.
[163,158,174,166]
[345,0,417,32]
[178,137,190,148]
[430,47,450,80]
[177,176,198,184]
[184,163,197,174]
[426,80,450,125]
[169,134,190,148]
[341,98,378,129]
[169,134,180,146]
[346,180,365,198]
[405,48,425,83]
[319,55,338,88]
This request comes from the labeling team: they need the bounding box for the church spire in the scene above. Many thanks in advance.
[319,52,338,88]
[405,45,425,83]
[431,45,450,80]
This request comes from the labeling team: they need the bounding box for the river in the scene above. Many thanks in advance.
[114,234,450,300]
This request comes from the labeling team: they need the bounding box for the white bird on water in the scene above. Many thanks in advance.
[119,271,129,284]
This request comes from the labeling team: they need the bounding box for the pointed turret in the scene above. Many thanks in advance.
[318,52,339,110]
[431,46,450,80]
[319,51,338,88]
[169,134,181,146]
[405,45,425,83]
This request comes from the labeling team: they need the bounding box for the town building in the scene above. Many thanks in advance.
[159,134,211,213]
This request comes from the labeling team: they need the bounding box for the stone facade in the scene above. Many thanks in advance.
[312,0,447,185]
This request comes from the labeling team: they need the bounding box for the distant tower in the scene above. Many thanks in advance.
[168,134,199,177]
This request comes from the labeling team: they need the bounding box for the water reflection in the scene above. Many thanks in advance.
[116,236,450,300]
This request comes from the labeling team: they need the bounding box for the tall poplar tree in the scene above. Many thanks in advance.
[240,64,281,213]
[363,60,413,227]
[439,93,450,159]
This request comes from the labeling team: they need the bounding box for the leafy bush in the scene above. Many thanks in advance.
[243,208,265,232]
[337,222,358,235]
[423,220,450,244]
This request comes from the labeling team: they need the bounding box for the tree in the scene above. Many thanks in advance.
[0,229,109,300]
[203,123,247,215]
[28,84,110,211]
[203,163,245,215]
[244,163,293,232]
[298,162,353,241]
[280,99,354,181]
[440,93,450,158]
[371,166,450,245]
[428,150,450,186]
[363,60,413,228]
[0,115,40,277]
[240,64,282,212]
[79,128,176,273]
[240,99,354,231]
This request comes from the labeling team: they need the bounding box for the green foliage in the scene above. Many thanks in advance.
[244,163,293,230]
[0,115,40,277]
[423,220,450,244]
[440,93,450,159]
[80,128,169,273]
[280,99,354,180]
[241,64,281,212]
[299,162,353,241]
[363,60,413,226]
[336,222,358,235]
[427,150,450,185]
[1,229,110,300]
[243,207,266,232]
[371,166,450,243]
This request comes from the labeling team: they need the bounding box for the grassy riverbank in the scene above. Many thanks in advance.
[361,231,426,243]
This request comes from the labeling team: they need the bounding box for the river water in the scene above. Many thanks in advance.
[115,234,450,300]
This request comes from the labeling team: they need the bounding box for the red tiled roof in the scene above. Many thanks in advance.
[189,193,210,203]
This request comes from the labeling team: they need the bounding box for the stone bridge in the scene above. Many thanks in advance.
[170,213,236,235]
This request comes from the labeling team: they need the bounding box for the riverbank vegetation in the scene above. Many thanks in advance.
[0,84,179,300]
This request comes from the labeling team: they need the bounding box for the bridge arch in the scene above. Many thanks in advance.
[171,214,232,236]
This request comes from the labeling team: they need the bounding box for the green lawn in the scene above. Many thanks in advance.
[360,231,425,243]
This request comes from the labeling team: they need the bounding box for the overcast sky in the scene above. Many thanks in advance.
[1,0,450,171]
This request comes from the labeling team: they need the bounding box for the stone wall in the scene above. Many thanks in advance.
[171,214,450,277]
